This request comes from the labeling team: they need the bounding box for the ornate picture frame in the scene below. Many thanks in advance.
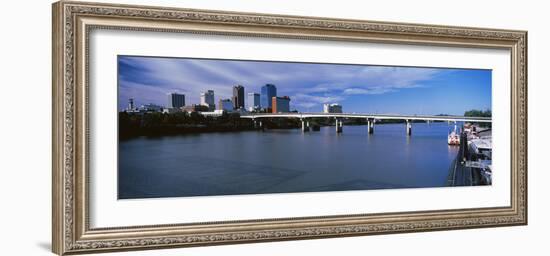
[52,1,527,255]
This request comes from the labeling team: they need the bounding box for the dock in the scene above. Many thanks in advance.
[447,125,492,186]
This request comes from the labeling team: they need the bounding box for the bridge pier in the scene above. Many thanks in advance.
[367,118,374,134]
[336,119,343,133]
[406,120,412,136]
[301,119,310,132]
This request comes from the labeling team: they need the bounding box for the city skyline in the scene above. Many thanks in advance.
[118,56,492,115]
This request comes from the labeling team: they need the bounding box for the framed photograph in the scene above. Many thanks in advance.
[52,1,527,255]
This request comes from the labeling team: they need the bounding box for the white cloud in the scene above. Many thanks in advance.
[343,87,395,95]
[119,56,445,111]
[292,93,345,104]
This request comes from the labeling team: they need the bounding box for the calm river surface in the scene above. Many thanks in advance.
[119,123,459,199]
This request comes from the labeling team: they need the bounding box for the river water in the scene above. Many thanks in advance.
[119,123,459,199]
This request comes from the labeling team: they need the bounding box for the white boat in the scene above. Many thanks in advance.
[448,124,460,145]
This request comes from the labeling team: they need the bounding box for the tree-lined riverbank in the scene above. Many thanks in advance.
[119,112,307,139]
[119,109,491,139]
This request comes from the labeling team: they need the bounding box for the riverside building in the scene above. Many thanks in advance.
[323,103,343,113]
[219,99,234,112]
[260,84,277,111]
[232,85,245,110]
[272,96,291,113]
[200,90,215,111]
[167,92,185,109]
[247,92,260,112]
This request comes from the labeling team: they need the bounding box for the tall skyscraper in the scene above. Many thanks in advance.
[247,92,260,112]
[260,84,277,110]
[200,90,215,111]
[167,92,185,108]
[232,85,245,110]
[272,96,291,113]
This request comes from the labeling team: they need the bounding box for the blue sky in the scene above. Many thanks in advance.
[118,56,491,115]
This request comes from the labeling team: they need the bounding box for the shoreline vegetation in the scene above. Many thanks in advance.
[119,109,491,139]
[120,112,255,139]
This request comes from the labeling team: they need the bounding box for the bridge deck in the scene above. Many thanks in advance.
[240,113,492,123]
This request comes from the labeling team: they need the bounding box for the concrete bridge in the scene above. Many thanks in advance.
[240,112,492,135]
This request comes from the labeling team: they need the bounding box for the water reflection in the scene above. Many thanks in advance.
[119,123,459,199]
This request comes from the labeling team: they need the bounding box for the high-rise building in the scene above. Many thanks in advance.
[323,103,343,113]
[127,98,135,111]
[218,99,233,112]
[167,92,185,108]
[200,90,215,111]
[260,84,277,110]
[232,85,245,110]
[247,92,260,112]
[272,96,291,113]
[323,103,330,113]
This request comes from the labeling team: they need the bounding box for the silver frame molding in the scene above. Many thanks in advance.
[52,1,527,255]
